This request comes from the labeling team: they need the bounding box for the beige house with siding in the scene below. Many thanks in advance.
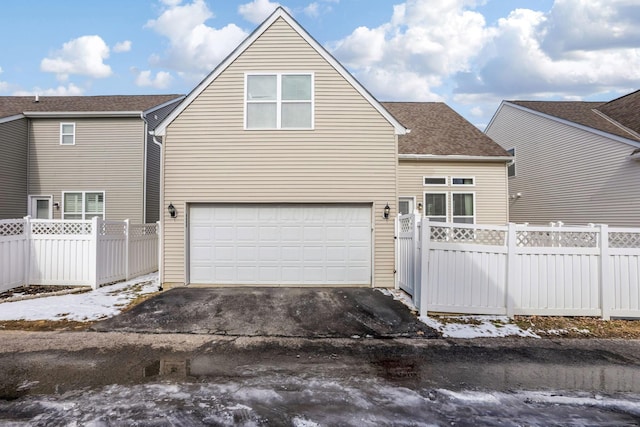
[0,95,182,222]
[485,90,640,227]
[155,8,510,289]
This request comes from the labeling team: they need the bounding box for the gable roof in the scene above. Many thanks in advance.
[0,95,183,119]
[154,7,407,136]
[384,102,510,159]
[596,89,640,136]
[507,97,640,143]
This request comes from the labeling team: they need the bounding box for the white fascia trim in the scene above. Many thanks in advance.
[0,114,26,124]
[153,7,408,136]
[399,154,512,162]
[504,102,640,149]
[24,111,143,118]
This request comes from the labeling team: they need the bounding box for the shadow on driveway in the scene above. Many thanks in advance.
[91,287,439,338]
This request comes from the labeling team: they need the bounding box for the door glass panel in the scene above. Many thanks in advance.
[35,199,49,219]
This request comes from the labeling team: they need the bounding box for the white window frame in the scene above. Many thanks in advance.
[62,191,105,220]
[451,176,475,186]
[244,72,314,130]
[60,122,76,145]
[423,192,448,222]
[451,191,476,224]
[423,176,448,186]
[398,196,416,215]
[27,195,53,219]
[507,148,516,178]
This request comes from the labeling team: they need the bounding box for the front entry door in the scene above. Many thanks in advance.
[29,196,52,219]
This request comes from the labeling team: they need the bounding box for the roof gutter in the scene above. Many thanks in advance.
[398,154,513,162]
[23,111,143,118]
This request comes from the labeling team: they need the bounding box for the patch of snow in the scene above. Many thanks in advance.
[420,315,540,339]
[0,273,159,322]
[378,288,418,312]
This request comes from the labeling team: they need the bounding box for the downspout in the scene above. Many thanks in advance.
[141,112,149,224]
[153,131,164,286]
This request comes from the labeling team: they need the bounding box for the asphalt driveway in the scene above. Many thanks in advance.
[91,287,438,338]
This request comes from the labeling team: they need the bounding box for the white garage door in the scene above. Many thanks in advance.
[189,204,372,285]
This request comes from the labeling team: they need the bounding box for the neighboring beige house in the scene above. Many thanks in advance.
[0,95,183,222]
[486,90,640,227]
[154,8,510,289]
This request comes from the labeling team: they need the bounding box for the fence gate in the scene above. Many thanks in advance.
[396,214,420,296]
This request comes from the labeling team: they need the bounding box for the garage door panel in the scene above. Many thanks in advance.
[189,204,371,285]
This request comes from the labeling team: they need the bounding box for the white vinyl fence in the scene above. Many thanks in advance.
[396,214,640,319]
[0,217,159,292]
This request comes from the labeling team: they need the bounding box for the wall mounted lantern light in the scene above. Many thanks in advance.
[168,203,177,219]
[417,202,423,212]
[383,203,391,220]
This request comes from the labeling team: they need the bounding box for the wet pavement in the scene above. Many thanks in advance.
[1,332,640,425]
[91,287,438,338]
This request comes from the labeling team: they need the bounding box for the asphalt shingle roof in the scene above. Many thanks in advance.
[383,102,510,157]
[0,95,183,119]
[510,95,640,142]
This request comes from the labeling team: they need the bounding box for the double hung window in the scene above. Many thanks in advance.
[246,73,313,129]
[60,123,75,145]
[63,191,105,219]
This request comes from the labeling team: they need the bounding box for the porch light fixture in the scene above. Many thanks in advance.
[53,202,60,210]
[168,203,177,219]
[383,203,391,220]
[417,202,423,212]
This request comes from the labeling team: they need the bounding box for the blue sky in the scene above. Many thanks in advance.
[1,0,638,128]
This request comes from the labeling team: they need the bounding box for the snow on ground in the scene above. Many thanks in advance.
[381,288,540,338]
[0,273,160,322]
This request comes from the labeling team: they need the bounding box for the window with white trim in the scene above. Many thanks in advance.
[423,176,447,186]
[63,191,105,219]
[398,196,415,215]
[424,193,447,222]
[452,192,475,224]
[451,177,474,186]
[60,123,75,145]
[507,148,516,177]
[245,73,313,129]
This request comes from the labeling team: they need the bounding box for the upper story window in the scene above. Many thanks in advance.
[423,176,447,186]
[507,148,516,177]
[60,123,76,145]
[452,177,474,186]
[245,73,313,129]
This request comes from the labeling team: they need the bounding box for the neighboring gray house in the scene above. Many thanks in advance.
[0,95,183,222]
[485,90,640,226]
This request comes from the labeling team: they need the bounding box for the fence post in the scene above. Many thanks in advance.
[419,219,430,317]
[599,224,611,320]
[505,222,517,318]
[23,216,31,286]
[413,214,421,307]
[89,217,100,290]
[124,219,130,280]
[394,215,399,290]
[157,220,163,288]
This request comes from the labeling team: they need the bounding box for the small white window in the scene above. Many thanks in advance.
[63,191,104,219]
[507,148,516,177]
[60,123,75,145]
[398,197,415,215]
[246,73,313,129]
[424,192,447,222]
[452,177,475,186]
[423,176,447,186]
[452,192,475,224]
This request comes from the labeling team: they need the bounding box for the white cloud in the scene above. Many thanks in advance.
[304,2,319,17]
[40,35,112,81]
[330,0,489,101]
[113,40,132,53]
[145,0,247,79]
[14,83,85,96]
[238,0,282,24]
[135,70,173,89]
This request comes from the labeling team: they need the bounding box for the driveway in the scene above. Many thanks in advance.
[91,287,438,338]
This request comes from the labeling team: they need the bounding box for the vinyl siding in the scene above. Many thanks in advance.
[28,117,145,221]
[0,118,28,219]
[145,100,182,223]
[398,161,509,224]
[486,103,640,226]
[162,17,397,287]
